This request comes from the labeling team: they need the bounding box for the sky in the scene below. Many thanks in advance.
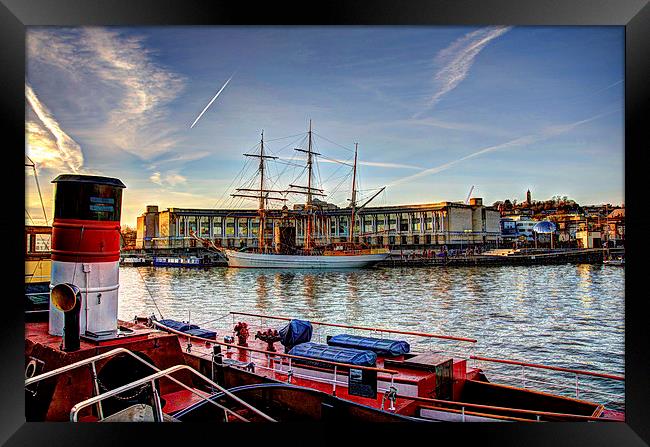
[25,26,625,227]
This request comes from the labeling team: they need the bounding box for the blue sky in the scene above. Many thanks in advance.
[25,26,624,226]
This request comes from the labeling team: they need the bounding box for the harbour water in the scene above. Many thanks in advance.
[118,263,625,409]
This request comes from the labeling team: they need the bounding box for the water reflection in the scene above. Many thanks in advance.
[118,264,624,381]
[255,275,269,310]
[345,272,361,321]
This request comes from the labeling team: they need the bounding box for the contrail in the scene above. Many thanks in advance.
[190,74,234,128]
[280,155,422,170]
[25,82,84,173]
[389,110,617,187]
[413,26,511,118]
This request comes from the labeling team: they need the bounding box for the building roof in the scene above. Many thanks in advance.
[163,200,499,217]
[607,208,625,219]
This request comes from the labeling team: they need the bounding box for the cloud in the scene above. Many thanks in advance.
[357,160,422,170]
[389,111,615,187]
[28,28,185,160]
[414,26,511,118]
[404,117,514,138]
[146,150,212,171]
[25,83,84,173]
[149,171,187,186]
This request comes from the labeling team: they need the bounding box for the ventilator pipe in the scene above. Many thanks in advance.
[51,283,82,352]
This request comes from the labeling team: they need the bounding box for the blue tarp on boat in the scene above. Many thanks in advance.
[279,319,313,350]
[159,319,199,333]
[327,334,410,357]
[289,342,377,367]
[184,328,217,340]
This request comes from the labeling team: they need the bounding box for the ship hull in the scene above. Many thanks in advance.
[223,249,389,269]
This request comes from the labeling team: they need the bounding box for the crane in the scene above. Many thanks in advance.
[465,185,475,204]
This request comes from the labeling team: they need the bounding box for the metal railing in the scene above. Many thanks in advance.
[25,347,276,422]
[151,320,399,397]
[470,355,625,407]
[405,394,619,422]
[224,312,477,362]
[229,311,478,343]
[69,364,276,422]
[201,348,399,398]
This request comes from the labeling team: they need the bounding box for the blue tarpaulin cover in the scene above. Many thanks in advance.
[289,342,377,367]
[327,334,410,357]
[279,319,313,350]
[159,319,199,333]
[184,328,217,340]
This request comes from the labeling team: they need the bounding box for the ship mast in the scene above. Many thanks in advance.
[231,130,286,251]
[349,143,358,243]
[289,120,324,251]
[258,131,267,250]
[306,121,314,250]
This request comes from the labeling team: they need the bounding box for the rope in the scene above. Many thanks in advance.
[135,267,165,320]
[312,132,355,153]
[265,132,306,143]
[25,208,35,225]
[26,157,49,225]
[194,312,233,328]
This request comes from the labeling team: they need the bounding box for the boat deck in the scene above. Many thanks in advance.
[25,320,204,421]
[182,331,481,418]
[167,317,621,422]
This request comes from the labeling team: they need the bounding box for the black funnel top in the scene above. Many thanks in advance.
[51,174,126,221]
[52,174,126,188]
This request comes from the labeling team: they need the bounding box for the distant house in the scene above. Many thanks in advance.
[605,208,625,246]
[576,230,602,249]
[500,218,518,241]
[501,215,537,242]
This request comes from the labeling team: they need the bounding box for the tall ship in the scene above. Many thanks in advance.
[193,121,390,269]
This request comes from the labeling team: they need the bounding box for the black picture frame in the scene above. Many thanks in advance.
[2,0,648,445]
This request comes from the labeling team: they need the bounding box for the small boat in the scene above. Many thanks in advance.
[603,256,624,266]
[120,256,151,266]
[153,256,208,267]
[152,312,625,422]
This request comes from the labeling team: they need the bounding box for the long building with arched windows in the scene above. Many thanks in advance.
[135,198,501,251]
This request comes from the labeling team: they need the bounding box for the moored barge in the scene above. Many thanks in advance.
[151,312,625,422]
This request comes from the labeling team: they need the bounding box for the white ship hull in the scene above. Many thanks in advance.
[223,249,389,269]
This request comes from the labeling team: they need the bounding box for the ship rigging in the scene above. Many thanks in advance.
[191,121,390,268]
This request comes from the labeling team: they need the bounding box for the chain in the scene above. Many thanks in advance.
[96,374,151,401]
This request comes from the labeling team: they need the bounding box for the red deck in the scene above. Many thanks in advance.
[25,320,201,421]
[25,317,624,423]
[175,320,619,422]
[183,335,476,417]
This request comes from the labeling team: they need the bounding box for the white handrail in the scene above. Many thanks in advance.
[26,347,275,422]
[70,364,276,422]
